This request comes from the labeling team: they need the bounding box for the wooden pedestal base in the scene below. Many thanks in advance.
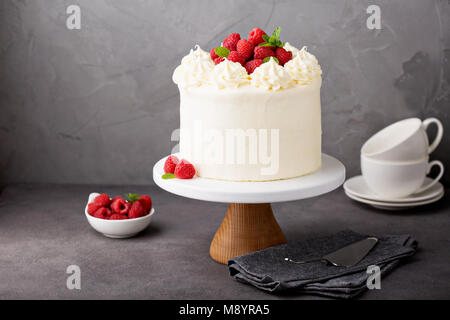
[209,203,287,264]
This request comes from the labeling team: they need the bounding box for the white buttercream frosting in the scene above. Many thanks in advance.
[173,45,214,88]
[181,44,211,64]
[173,44,321,89]
[250,58,294,90]
[284,46,322,85]
[283,42,301,58]
[179,84,322,181]
[211,59,250,88]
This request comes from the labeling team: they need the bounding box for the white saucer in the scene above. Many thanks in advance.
[345,190,444,211]
[343,175,444,203]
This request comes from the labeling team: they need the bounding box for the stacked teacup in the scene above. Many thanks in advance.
[361,118,444,199]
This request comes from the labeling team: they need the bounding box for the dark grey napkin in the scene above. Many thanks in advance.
[228,230,418,299]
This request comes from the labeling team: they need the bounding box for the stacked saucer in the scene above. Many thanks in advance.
[345,117,445,210]
[344,176,444,210]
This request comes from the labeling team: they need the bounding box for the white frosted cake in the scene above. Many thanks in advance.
[172,27,322,181]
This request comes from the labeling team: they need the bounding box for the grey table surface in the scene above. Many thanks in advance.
[0,183,449,300]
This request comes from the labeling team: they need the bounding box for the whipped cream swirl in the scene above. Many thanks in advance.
[211,59,250,89]
[173,45,214,88]
[251,58,294,90]
[284,46,322,85]
[283,42,301,58]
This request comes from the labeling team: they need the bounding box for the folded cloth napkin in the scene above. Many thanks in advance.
[228,230,418,299]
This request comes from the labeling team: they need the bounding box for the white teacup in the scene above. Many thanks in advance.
[361,155,444,198]
[361,118,443,161]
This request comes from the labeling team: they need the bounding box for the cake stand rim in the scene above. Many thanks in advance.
[153,153,345,203]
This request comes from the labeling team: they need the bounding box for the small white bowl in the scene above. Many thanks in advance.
[85,192,155,238]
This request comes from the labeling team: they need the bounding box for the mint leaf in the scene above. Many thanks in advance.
[214,47,230,58]
[162,173,176,180]
[262,34,270,42]
[259,26,284,48]
[263,56,279,64]
[272,26,281,41]
[125,193,140,203]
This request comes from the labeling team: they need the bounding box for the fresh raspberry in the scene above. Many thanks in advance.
[227,51,246,66]
[109,214,128,220]
[111,195,124,203]
[214,57,225,65]
[223,33,240,51]
[248,28,267,45]
[164,155,179,174]
[174,159,196,179]
[254,46,276,60]
[138,194,152,212]
[93,207,111,219]
[275,47,293,66]
[111,198,131,215]
[87,202,103,215]
[128,201,145,219]
[259,43,275,50]
[93,193,110,207]
[236,39,254,60]
[210,48,219,60]
[104,208,113,218]
[244,59,263,74]
[92,209,105,219]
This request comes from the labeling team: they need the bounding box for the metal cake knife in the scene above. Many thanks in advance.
[284,237,379,267]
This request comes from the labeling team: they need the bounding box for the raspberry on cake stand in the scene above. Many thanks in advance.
[153,154,345,264]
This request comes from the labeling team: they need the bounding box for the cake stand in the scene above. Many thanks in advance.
[153,154,345,264]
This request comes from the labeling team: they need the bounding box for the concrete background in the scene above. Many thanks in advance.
[1,0,449,186]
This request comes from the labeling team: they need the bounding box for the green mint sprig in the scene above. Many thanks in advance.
[259,26,285,48]
[162,173,176,180]
[214,47,230,58]
[263,56,279,64]
[125,193,140,203]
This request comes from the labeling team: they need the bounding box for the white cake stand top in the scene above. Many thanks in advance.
[153,154,345,203]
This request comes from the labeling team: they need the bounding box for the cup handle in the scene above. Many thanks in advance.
[414,160,444,194]
[422,118,443,154]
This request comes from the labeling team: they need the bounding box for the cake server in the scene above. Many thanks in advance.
[284,237,378,267]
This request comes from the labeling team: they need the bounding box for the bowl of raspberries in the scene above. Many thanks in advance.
[85,192,154,238]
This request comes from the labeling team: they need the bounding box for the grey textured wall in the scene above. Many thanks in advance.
[1,0,449,186]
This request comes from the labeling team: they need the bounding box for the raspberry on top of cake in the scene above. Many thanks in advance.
[172,26,322,91]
